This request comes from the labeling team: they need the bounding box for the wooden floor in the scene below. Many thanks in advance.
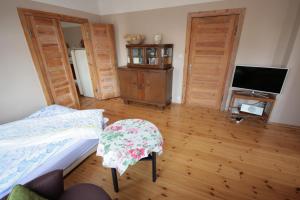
[64,97,300,200]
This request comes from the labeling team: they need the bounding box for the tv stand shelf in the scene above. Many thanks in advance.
[229,91,276,122]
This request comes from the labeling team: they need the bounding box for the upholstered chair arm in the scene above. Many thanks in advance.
[25,170,64,200]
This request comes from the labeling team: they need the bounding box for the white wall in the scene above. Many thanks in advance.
[62,27,83,49]
[0,0,101,124]
[1,0,299,126]
[269,25,300,126]
[100,0,300,104]
[32,0,224,15]
[32,0,100,15]
[98,0,223,15]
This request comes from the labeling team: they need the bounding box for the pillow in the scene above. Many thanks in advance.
[8,185,47,200]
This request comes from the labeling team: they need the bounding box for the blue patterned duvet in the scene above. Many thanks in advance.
[0,105,104,198]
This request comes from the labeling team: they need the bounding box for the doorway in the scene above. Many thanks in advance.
[61,22,95,104]
[18,8,120,109]
[182,9,245,110]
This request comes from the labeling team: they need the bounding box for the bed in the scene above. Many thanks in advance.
[0,105,107,199]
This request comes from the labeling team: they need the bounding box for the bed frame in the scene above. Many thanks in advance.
[63,145,98,176]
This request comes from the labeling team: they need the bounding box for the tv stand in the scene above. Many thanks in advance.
[250,91,270,98]
[235,90,270,98]
[229,90,276,122]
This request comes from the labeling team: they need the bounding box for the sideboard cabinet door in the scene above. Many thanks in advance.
[118,67,173,108]
[118,69,139,100]
[143,71,165,104]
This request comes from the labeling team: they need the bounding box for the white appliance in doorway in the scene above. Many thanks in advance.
[71,49,94,97]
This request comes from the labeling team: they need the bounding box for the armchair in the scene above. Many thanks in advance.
[2,170,111,200]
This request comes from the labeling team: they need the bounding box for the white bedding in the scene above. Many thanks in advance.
[18,139,98,188]
[0,105,105,198]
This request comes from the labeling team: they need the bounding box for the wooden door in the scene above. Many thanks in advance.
[118,69,139,100]
[185,15,238,109]
[90,24,120,99]
[27,15,80,108]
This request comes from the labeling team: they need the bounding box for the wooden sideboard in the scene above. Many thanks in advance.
[118,66,173,108]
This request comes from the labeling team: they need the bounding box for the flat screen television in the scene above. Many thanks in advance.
[232,65,288,94]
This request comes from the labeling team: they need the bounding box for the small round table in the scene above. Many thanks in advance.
[96,119,163,192]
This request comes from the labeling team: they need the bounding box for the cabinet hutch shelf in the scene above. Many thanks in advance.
[126,44,173,69]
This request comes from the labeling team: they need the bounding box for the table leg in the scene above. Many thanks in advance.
[152,152,157,182]
[111,168,119,192]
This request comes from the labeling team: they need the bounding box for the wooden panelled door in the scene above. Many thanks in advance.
[185,14,239,109]
[90,24,120,99]
[26,15,80,108]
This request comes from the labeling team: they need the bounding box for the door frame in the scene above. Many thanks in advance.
[17,8,99,105]
[181,8,245,110]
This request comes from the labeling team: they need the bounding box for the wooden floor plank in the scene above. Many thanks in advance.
[64,97,300,200]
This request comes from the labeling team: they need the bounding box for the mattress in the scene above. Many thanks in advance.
[0,139,98,199]
[0,105,104,198]
[19,139,98,183]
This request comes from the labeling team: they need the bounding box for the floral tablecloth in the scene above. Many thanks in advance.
[96,119,163,175]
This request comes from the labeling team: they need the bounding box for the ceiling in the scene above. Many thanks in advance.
[32,0,223,15]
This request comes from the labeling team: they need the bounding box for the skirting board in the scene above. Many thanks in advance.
[267,121,300,129]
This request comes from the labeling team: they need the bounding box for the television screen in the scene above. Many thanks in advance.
[232,66,288,94]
